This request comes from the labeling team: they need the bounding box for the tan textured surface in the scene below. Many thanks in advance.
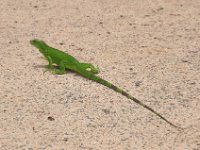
[0,0,200,149]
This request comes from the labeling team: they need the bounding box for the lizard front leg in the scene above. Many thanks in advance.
[52,60,67,74]
[47,56,53,69]
[43,56,54,74]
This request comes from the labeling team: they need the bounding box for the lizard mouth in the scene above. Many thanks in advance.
[30,39,46,49]
[30,39,42,45]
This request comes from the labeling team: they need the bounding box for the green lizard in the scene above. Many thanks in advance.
[30,39,181,129]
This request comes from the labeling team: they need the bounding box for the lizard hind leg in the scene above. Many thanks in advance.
[81,63,100,74]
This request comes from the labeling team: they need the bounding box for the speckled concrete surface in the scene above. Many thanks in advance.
[0,0,200,149]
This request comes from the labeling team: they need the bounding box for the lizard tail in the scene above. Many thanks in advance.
[80,70,181,129]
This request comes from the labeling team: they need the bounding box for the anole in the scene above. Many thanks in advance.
[31,39,181,129]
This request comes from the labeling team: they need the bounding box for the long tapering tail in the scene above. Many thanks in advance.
[79,70,181,129]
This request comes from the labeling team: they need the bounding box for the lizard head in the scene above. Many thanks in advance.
[30,39,48,54]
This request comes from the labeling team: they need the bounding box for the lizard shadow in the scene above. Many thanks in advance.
[33,64,47,69]
[33,64,77,75]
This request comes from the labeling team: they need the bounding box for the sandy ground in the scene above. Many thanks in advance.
[0,0,200,149]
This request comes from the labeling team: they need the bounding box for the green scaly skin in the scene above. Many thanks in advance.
[31,39,182,129]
